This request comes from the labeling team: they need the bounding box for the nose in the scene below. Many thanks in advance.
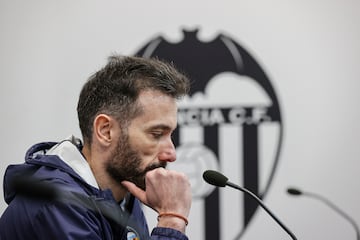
[158,139,177,162]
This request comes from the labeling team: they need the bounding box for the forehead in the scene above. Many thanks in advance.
[132,90,178,128]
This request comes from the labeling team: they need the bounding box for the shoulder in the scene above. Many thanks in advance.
[0,193,111,239]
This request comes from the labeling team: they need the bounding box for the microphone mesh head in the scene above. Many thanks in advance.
[203,170,228,187]
[287,188,302,196]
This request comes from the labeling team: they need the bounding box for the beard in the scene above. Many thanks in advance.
[106,131,167,190]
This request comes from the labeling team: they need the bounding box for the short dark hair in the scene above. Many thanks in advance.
[77,55,190,145]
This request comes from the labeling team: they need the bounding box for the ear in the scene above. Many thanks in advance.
[93,114,115,147]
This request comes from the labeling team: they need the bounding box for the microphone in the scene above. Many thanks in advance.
[287,187,360,240]
[10,175,59,201]
[203,170,297,240]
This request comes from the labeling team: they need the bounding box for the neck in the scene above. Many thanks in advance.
[82,145,128,202]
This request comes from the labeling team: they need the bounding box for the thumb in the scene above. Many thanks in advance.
[121,181,147,204]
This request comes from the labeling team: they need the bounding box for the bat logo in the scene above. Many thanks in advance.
[135,29,283,240]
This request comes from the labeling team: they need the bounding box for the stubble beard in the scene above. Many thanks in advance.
[106,131,167,191]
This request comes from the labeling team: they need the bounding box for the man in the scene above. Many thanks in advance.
[0,55,192,240]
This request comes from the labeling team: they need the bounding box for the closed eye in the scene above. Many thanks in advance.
[151,131,164,139]
[148,124,174,140]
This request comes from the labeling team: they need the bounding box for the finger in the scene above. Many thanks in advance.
[121,180,147,204]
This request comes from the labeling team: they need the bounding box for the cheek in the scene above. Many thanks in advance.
[139,145,159,158]
[133,141,160,163]
[128,131,160,162]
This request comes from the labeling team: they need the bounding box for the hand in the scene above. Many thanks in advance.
[122,168,192,232]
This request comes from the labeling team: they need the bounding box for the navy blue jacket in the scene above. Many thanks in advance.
[0,138,188,240]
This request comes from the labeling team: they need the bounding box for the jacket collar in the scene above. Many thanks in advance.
[45,135,99,189]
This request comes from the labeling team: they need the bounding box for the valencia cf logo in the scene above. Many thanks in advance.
[135,29,283,240]
[127,226,140,240]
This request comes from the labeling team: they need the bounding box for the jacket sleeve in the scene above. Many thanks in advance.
[151,227,189,240]
[32,201,116,240]
[130,199,189,240]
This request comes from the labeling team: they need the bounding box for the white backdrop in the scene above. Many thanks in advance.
[1,1,360,239]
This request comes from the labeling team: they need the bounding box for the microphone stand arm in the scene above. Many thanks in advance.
[226,182,297,240]
[303,192,360,240]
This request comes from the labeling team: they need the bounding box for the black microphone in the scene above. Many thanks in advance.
[203,170,298,240]
[10,175,59,201]
[287,187,360,240]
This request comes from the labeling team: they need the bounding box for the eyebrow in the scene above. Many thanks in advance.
[149,124,175,132]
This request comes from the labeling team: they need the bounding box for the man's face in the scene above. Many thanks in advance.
[106,90,178,190]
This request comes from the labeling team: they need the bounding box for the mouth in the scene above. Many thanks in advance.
[142,162,167,175]
[131,162,167,179]
[129,163,167,190]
